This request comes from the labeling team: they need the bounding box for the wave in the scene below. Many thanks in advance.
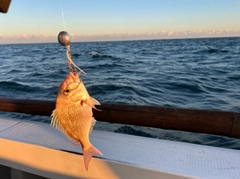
[192,46,230,54]
[204,46,229,53]
[90,51,113,58]
[71,53,82,58]
[0,81,47,97]
[0,81,26,89]
[0,81,37,90]
[115,126,153,138]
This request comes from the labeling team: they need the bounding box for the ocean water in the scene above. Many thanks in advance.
[0,37,240,149]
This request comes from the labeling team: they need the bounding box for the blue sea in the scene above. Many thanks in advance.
[1,37,240,149]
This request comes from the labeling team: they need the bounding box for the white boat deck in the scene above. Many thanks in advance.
[0,116,240,179]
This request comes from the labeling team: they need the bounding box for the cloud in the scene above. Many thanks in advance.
[1,29,240,44]
[167,31,173,36]
[0,34,57,44]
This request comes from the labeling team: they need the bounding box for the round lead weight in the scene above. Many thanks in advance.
[58,31,71,46]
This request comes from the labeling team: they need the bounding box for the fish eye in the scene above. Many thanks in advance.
[63,89,70,95]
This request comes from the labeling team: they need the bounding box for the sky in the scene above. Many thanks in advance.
[0,0,240,44]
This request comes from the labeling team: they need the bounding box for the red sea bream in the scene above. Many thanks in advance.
[51,71,102,170]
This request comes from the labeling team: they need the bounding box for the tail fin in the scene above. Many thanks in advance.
[83,145,102,171]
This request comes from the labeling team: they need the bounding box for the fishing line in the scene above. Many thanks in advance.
[58,3,86,74]
[61,3,66,31]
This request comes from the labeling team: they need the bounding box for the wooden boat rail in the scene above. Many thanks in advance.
[0,97,240,138]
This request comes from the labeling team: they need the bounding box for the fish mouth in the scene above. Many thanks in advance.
[67,71,82,81]
[59,72,83,95]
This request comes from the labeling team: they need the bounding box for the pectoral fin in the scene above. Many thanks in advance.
[83,97,101,111]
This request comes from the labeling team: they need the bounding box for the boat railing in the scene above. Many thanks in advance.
[0,97,239,138]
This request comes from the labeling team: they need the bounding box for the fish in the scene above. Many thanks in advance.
[51,71,102,170]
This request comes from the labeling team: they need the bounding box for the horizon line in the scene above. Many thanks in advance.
[0,35,240,45]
